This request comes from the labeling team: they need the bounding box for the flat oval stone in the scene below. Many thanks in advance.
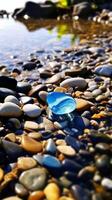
[95,65,112,77]
[21,135,42,153]
[0,102,22,117]
[59,196,74,200]
[23,104,41,118]
[44,183,60,200]
[24,121,38,130]
[5,95,21,106]
[76,98,93,111]
[15,183,29,197]
[43,154,61,169]
[17,157,37,170]
[2,139,23,160]
[60,78,87,90]
[46,73,62,84]
[19,168,47,191]
[28,191,45,200]
[57,145,76,156]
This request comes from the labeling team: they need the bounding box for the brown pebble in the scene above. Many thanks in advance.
[4,133,16,143]
[0,168,4,182]
[28,191,45,200]
[17,157,37,170]
[21,135,42,153]
[44,183,60,200]
[24,121,38,130]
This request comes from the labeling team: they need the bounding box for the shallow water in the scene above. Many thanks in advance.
[0,17,112,67]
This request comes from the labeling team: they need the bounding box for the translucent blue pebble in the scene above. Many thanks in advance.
[47,92,76,115]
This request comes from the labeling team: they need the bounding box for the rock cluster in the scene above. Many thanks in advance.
[0,31,112,199]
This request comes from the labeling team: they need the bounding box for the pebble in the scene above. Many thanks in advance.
[4,95,21,106]
[17,157,37,170]
[76,98,93,111]
[0,87,17,102]
[0,75,17,90]
[23,104,41,118]
[101,178,112,190]
[71,185,90,200]
[60,77,87,90]
[46,73,62,84]
[15,183,29,197]
[3,197,22,200]
[4,133,16,143]
[0,167,4,182]
[20,96,34,105]
[24,121,38,130]
[2,139,23,160]
[44,183,60,200]
[95,65,112,77]
[62,159,82,172]
[17,82,31,94]
[21,135,42,153]
[57,145,76,156]
[43,154,62,169]
[45,138,56,155]
[8,118,21,129]
[28,191,45,200]
[19,168,47,191]
[0,102,22,117]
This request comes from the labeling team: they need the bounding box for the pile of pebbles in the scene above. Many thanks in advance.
[0,33,112,200]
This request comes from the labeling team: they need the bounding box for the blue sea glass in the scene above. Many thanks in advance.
[47,92,76,115]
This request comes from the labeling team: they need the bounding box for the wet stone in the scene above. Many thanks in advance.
[45,138,56,155]
[101,178,112,190]
[2,139,23,160]
[22,62,37,71]
[24,121,38,130]
[0,168,4,182]
[60,77,87,90]
[0,75,17,90]
[23,104,41,118]
[17,157,37,170]
[33,154,43,165]
[71,185,90,200]
[3,197,22,200]
[4,95,21,106]
[28,191,45,200]
[19,168,47,191]
[95,65,112,77]
[0,102,22,117]
[95,154,111,174]
[65,135,82,151]
[15,183,29,197]
[21,135,42,153]
[62,159,82,173]
[57,145,76,157]
[43,154,62,170]
[17,82,31,94]
[44,183,60,200]
[59,176,72,188]
[20,96,34,105]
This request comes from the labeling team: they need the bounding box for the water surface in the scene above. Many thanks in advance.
[0,17,112,67]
